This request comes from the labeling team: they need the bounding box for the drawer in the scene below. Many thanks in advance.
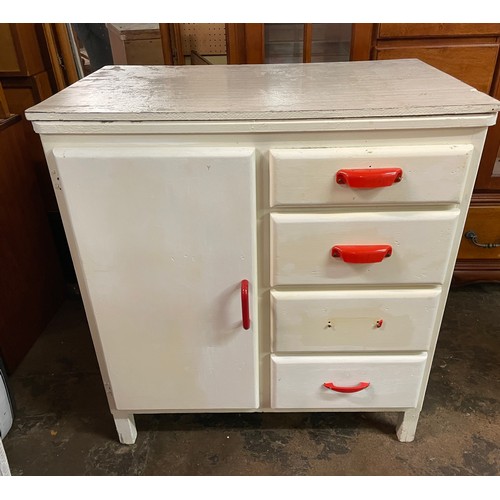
[271,288,442,352]
[458,206,500,260]
[378,23,500,38]
[270,210,460,286]
[271,353,427,409]
[270,144,473,207]
[375,44,499,93]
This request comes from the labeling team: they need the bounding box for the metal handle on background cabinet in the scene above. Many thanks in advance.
[331,244,392,263]
[323,382,370,393]
[240,279,250,330]
[465,231,500,249]
[336,168,403,188]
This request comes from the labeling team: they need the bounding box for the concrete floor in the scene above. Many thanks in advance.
[3,284,500,475]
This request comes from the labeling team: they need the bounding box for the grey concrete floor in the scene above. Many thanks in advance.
[3,284,500,475]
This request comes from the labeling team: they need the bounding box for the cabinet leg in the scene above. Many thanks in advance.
[0,438,11,476]
[396,408,420,442]
[112,412,137,445]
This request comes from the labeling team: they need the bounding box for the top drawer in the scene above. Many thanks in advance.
[269,144,473,207]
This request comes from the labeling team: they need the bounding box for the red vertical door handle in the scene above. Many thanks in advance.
[241,279,250,330]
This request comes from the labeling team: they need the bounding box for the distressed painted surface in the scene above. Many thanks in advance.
[270,210,460,286]
[271,288,442,352]
[53,147,259,410]
[269,144,473,207]
[23,60,497,446]
[270,353,427,409]
[25,60,500,122]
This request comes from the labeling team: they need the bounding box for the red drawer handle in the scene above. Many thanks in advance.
[331,244,392,263]
[241,279,250,330]
[323,382,370,393]
[336,168,403,188]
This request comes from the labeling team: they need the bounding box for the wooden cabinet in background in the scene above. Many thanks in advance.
[378,23,500,39]
[0,24,66,372]
[1,71,57,212]
[373,23,500,94]
[0,83,9,118]
[0,115,64,373]
[0,23,57,213]
[375,44,498,94]
[0,24,45,77]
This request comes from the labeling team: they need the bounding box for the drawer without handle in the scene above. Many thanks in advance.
[271,353,427,409]
[271,288,442,353]
[269,144,473,207]
[270,210,460,286]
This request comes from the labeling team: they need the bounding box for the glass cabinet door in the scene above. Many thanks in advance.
[264,23,353,64]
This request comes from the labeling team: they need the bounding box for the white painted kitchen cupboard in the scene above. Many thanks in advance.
[26,60,500,444]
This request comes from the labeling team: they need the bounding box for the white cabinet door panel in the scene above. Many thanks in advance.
[54,147,258,411]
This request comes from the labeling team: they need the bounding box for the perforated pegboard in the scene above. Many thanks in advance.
[180,24,226,55]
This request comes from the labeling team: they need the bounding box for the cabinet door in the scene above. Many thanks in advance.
[53,147,258,411]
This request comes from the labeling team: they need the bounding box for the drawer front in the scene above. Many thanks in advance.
[271,210,460,286]
[271,288,442,352]
[378,23,500,38]
[271,353,427,409]
[458,206,500,260]
[270,144,472,207]
[375,44,499,93]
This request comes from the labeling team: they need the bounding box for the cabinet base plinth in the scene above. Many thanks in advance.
[112,412,137,445]
[396,409,421,442]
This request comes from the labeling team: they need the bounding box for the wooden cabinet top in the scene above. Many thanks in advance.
[26,59,500,122]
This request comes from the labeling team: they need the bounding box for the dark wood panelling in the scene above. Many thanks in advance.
[0,24,46,77]
[0,83,8,118]
[453,261,500,285]
[245,24,265,64]
[0,115,64,373]
[2,72,58,213]
[375,44,499,93]
[379,23,500,39]
[351,24,375,60]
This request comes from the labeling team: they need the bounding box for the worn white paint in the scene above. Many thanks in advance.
[53,146,259,411]
[270,144,473,207]
[396,408,421,442]
[26,61,500,444]
[271,288,442,352]
[112,412,137,445]
[25,60,500,122]
[270,210,460,286]
[31,114,498,135]
[0,438,10,476]
[270,353,427,409]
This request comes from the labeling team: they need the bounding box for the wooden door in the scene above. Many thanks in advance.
[53,146,259,411]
